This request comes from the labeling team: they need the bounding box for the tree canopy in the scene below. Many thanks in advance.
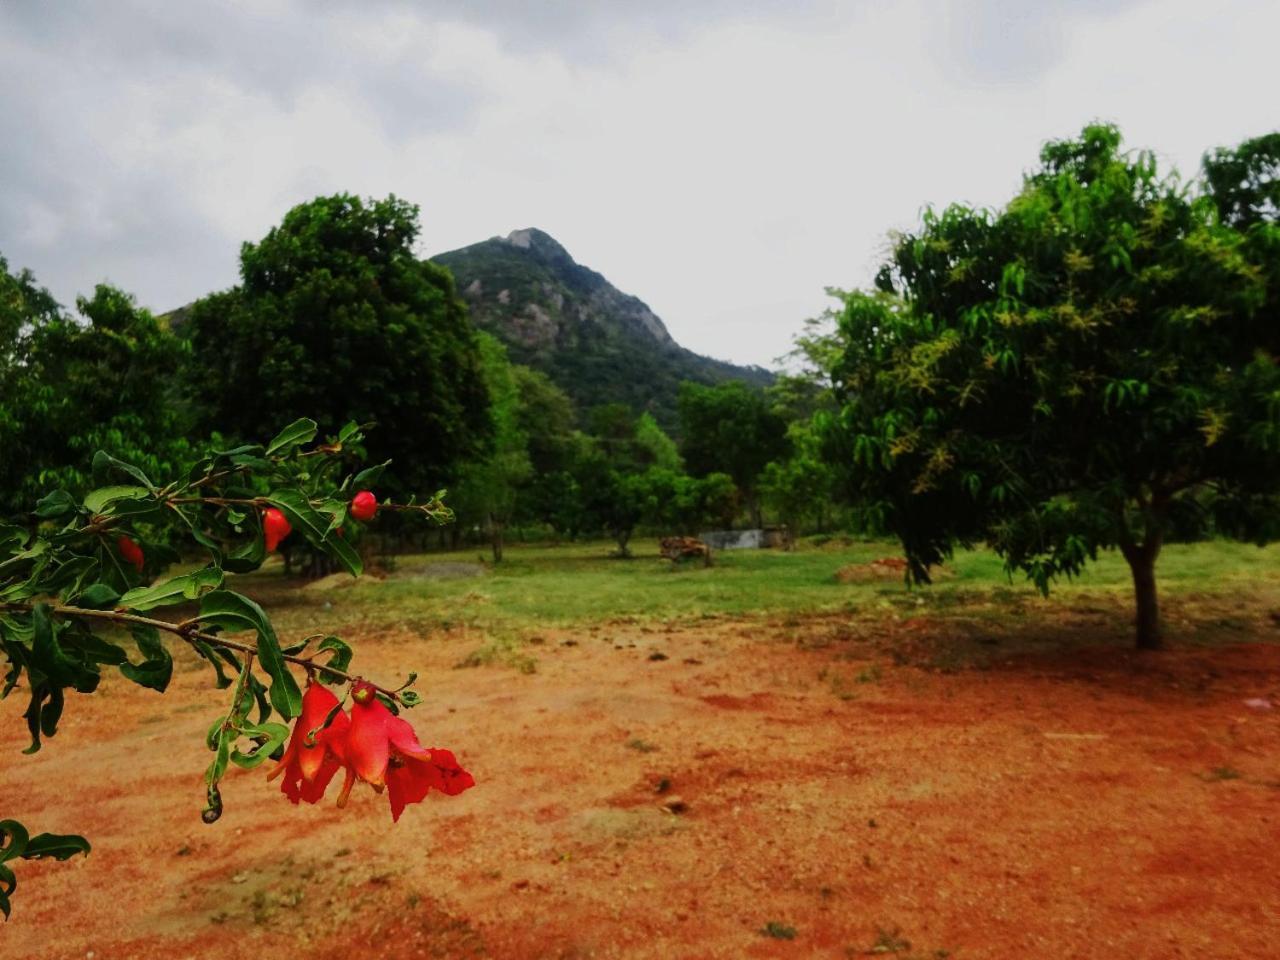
[186,194,493,495]
[824,124,1280,649]
[0,266,191,517]
[678,381,789,527]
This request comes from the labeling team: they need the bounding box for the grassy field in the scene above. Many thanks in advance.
[259,537,1280,655]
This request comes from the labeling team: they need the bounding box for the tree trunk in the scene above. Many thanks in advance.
[1122,541,1164,651]
[490,515,504,564]
[615,530,632,558]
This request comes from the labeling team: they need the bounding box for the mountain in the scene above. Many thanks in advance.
[431,229,773,433]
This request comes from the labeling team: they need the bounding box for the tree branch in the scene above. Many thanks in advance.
[0,601,406,704]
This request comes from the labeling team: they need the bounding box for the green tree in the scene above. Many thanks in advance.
[824,124,1280,650]
[451,334,533,562]
[575,450,649,557]
[0,270,192,516]
[759,425,838,537]
[634,412,682,471]
[644,468,737,534]
[678,381,789,527]
[1203,132,1280,230]
[186,194,492,496]
[511,365,577,475]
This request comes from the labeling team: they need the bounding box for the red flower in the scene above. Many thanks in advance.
[267,682,350,804]
[263,508,291,552]
[336,680,474,821]
[116,535,145,572]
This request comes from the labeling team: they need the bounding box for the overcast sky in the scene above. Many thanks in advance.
[2,0,1277,368]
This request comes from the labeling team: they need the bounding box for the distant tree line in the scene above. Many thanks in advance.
[1,193,836,559]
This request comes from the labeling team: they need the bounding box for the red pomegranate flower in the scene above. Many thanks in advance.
[116,535,145,573]
[267,682,350,804]
[263,507,291,552]
[337,680,474,821]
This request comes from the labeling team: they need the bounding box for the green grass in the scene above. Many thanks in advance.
[310,537,1280,632]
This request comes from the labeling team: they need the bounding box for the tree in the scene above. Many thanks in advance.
[644,468,738,534]
[1203,133,1280,230]
[824,124,1280,650]
[575,450,650,557]
[186,194,492,496]
[511,365,576,475]
[451,334,533,562]
[634,412,682,471]
[0,269,192,517]
[677,381,789,527]
[759,426,838,537]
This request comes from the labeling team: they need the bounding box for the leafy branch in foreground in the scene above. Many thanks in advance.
[0,418,471,919]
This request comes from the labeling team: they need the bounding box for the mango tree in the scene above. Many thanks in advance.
[824,125,1280,649]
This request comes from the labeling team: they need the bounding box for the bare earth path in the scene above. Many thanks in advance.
[3,613,1278,959]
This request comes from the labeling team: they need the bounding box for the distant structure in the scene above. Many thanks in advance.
[699,527,791,551]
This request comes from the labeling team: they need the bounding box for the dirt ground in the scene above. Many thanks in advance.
[3,609,1279,959]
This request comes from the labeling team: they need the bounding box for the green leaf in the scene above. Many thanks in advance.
[265,418,318,457]
[0,865,14,920]
[118,626,172,692]
[30,604,99,692]
[22,833,90,862]
[266,490,362,576]
[193,641,238,689]
[22,684,55,753]
[73,582,120,610]
[45,556,97,599]
[351,460,390,490]
[83,485,151,514]
[229,722,290,770]
[118,565,223,612]
[324,529,362,577]
[223,529,266,574]
[198,590,301,719]
[72,632,128,667]
[33,490,77,520]
[0,820,29,922]
[91,450,156,491]
[263,489,330,544]
[0,821,30,865]
[315,635,353,683]
[206,726,232,789]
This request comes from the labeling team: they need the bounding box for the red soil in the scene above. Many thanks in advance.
[3,615,1278,959]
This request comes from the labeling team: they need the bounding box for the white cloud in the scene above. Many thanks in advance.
[1,0,1276,366]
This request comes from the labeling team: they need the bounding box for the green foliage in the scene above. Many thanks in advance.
[0,270,194,519]
[824,124,1280,648]
[0,819,91,920]
[759,422,839,535]
[641,467,737,533]
[450,333,534,561]
[1203,132,1280,229]
[678,381,789,525]
[511,365,577,474]
[186,194,493,495]
[634,413,682,471]
[0,420,449,914]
